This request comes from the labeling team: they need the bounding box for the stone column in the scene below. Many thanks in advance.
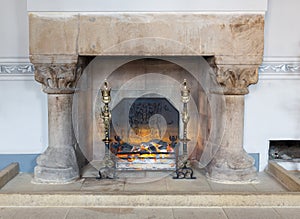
[206,64,258,183]
[32,61,83,183]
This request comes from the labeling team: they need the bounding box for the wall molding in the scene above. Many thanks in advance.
[0,64,34,74]
[259,63,300,73]
[0,57,34,76]
[259,63,300,80]
[260,57,300,73]
[1,58,300,81]
[0,63,34,81]
[258,57,300,80]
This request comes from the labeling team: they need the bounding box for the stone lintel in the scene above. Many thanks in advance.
[29,12,264,67]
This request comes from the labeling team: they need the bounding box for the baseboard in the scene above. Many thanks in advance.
[248,153,259,171]
[0,154,40,173]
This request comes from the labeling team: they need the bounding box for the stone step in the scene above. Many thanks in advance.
[0,163,19,189]
[267,161,300,192]
[0,192,299,208]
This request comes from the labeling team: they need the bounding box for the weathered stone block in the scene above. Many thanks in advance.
[29,13,79,55]
[77,13,264,65]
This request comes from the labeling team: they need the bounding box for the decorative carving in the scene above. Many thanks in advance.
[6,63,300,75]
[216,65,258,95]
[259,64,300,73]
[0,64,34,74]
[34,63,83,94]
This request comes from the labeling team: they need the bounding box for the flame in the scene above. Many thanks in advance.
[116,141,174,162]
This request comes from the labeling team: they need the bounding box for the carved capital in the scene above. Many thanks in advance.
[215,65,258,95]
[34,63,84,94]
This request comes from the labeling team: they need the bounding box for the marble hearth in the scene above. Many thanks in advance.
[28,1,267,183]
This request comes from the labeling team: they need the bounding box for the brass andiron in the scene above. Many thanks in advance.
[173,79,196,179]
[97,80,115,179]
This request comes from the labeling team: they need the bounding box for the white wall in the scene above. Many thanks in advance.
[0,0,47,154]
[0,78,47,153]
[245,76,300,171]
[27,0,267,12]
[264,0,300,57]
[1,0,300,171]
[244,0,300,170]
[0,0,29,62]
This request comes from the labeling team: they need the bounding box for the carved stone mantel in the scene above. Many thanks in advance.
[29,11,265,183]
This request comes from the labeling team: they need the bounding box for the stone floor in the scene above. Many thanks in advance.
[1,207,300,219]
[1,169,300,219]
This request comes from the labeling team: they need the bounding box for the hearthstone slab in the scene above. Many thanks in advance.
[1,172,299,208]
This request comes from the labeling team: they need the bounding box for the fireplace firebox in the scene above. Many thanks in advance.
[111,97,179,172]
[96,74,196,180]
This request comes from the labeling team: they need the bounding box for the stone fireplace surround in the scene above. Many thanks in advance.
[28,4,266,183]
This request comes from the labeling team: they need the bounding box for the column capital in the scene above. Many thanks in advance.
[32,56,92,94]
[215,64,259,95]
[34,63,83,94]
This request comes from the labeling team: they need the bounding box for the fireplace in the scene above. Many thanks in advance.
[28,6,266,183]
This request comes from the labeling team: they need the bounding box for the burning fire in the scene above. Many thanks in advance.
[116,140,175,162]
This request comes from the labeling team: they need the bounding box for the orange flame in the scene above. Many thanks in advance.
[116,140,175,162]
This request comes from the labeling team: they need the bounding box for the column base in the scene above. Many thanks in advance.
[33,146,79,184]
[33,166,78,184]
[206,149,257,183]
